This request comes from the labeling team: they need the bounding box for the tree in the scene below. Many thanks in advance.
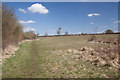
[65,31,68,35]
[81,33,84,35]
[37,32,39,37]
[105,29,114,34]
[57,27,61,36]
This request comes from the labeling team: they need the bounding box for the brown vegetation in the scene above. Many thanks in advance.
[105,29,114,34]
[2,4,37,55]
[63,45,119,70]
[2,5,23,50]
[24,31,36,39]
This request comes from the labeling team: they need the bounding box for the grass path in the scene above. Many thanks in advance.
[3,41,48,78]
[2,36,118,78]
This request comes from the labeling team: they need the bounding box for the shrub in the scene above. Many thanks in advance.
[2,4,23,49]
[105,29,114,34]
[24,31,36,39]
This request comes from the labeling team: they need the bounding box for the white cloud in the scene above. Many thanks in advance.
[90,22,94,24]
[88,13,101,17]
[88,14,93,17]
[28,3,49,14]
[18,8,26,13]
[19,20,36,24]
[113,21,120,23]
[93,13,100,16]
[23,27,36,32]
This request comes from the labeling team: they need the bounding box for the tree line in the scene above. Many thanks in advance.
[44,27,115,36]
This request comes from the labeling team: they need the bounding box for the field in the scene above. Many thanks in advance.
[2,34,119,78]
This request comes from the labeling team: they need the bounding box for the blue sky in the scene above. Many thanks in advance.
[2,0,120,2]
[4,2,118,35]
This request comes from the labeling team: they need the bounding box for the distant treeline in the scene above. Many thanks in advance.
[2,5,37,50]
[40,32,120,37]
[42,27,119,37]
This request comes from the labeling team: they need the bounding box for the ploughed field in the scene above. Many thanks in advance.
[2,34,119,78]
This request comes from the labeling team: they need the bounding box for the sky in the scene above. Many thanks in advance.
[2,0,120,2]
[4,2,119,35]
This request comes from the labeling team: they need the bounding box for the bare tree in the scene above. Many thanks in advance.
[37,32,39,37]
[57,27,61,36]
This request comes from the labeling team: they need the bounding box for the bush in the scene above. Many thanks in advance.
[105,29,114,34]
[24,31,36,39]
[2,4,23,49]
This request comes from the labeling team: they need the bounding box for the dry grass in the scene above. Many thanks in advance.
[2,34,119,78]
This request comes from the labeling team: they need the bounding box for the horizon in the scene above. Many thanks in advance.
[4,2,119,36]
